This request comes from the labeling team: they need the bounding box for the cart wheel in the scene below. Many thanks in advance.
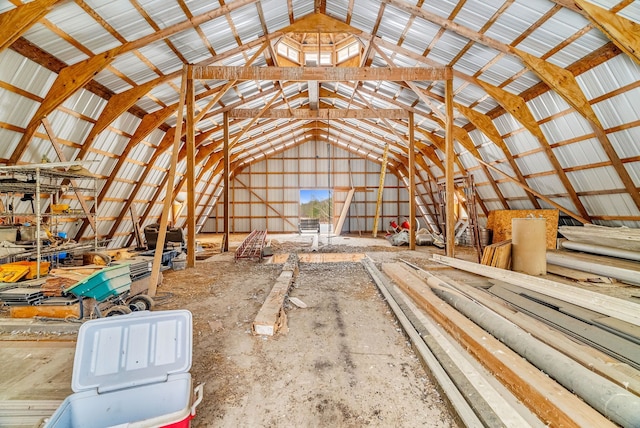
[104,305,132,317]
[128,294,154,311]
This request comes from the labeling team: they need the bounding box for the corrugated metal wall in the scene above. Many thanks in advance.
[211,139,406,233]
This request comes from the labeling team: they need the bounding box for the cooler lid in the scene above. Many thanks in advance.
[72,309,192,393]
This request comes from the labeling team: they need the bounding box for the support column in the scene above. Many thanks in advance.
[223,111,230,252]
[186,65,196,268]
[445,78,455,257]
[149,67,187,296]
[408,112,416,250]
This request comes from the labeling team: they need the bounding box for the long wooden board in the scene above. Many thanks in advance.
[432,254,640,327]
[382,263,613,427]
[252,255,298,336]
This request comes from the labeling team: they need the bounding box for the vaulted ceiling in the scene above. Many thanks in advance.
[1,0,640,242]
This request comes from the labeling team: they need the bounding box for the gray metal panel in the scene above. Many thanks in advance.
[230,5,262,44]
[377,5,411,44]
[484,0,554,45]
[261,0,290,32]
[167,29,212,64]
[620,2,640,24]
[292,0,313,20]
[23,23,88,64]
[349,0,379,33]
[137,0,187,28]
[83,0,155,41]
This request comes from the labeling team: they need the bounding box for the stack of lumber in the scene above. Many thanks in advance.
[480,240,511,269]
[380,263,621,427]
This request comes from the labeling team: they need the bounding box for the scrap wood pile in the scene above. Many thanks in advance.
[480,240,511,269]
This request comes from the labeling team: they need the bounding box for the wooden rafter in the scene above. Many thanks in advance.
[455,102,540,209]
[229,108,408,119]
[9,0,259,164]
[476,80,591,221]
[573,0,640,66]
[0,0,64,53]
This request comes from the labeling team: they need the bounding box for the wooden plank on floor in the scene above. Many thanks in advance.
[252,255,298,336]
[298,253,365,263]
[382,263,613,428]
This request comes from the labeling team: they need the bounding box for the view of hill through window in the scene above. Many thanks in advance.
[299,189,332,222]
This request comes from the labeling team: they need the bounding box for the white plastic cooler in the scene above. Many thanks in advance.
[45,310,202,428]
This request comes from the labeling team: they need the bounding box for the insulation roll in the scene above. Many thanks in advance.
[512,218,546,275]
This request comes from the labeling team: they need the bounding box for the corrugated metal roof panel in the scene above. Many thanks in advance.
[184,0,221,15]
[349,0,378,33]
[569,166,623,192]
[578,55,640,100]
[84,0,155,41]
[167,29,212,64]
[582,193,640,218]
[200,16,237,53]
[480,54,528,87]
[539,113,593,142]
[485,0,553,45]
[230,5,262,44]
[377,5,411,44]
[93,69,132,93]
[0,92,38,128]
[261,0,290,32]
[0,50,56,97]
[454,0,505,32]
[620,2,640,24]
[292,0,314,20]
[111,53,157,86]
[456,46,501,77]
[609,128,640,158]
[504,132,540,154]
[554,139,608,168]
[136,0,186,28]
[46,2,121,54]
[428,31,470,65]
[421,0,458,19]
[518,8,589,60]
[137,42,184,75]
[24,24,89,64]
[547,29,608,68]
[401,18,441,55]
[326,0,349,20]
[593,88,640,129]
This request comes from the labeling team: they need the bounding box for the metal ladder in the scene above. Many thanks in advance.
[437,176,483,262]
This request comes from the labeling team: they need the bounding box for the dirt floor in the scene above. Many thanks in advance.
[3,232,637,427]
[157,235,458,427]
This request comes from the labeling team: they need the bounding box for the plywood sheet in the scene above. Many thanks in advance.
[487,210,559,249]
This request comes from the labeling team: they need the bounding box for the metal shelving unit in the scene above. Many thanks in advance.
[0,162,99,278]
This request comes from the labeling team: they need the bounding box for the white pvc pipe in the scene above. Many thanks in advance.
[561,240,640,262]
[546,251,640,286]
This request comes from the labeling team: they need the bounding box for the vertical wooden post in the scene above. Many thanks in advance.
[148,66,187,296]
[408,112,416,250]
[186,65,196,268]
[223,111,230,252]
[445,77,455,257]
[372,143,389,237]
